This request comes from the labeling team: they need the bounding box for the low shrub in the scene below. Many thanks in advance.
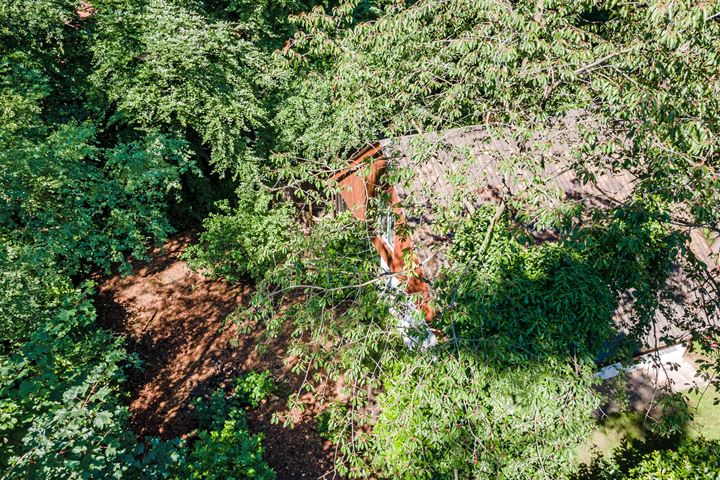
[183,192,296,282]
[145,380,276,480]
[235,371,277,408]
[574,438,720,479]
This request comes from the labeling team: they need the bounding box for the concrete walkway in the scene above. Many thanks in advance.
[598,344,713,413]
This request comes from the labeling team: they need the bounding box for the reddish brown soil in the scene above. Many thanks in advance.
[95,233,338,479]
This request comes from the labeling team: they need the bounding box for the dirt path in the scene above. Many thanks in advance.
[95,233,337,479]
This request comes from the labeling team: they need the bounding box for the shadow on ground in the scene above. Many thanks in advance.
[95,233,337,479]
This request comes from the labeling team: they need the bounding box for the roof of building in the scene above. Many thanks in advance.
[373,117,718,351]
[379,115,636,279]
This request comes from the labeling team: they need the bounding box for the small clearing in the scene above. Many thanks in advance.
[95,233,337,479]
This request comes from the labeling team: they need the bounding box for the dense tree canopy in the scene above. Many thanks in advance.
[257,1,720,475]
[0,0,294,477]
[1,0,719,478]
[278,0,720,232]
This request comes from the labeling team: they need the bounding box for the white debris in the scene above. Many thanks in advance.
[390,297,437,350]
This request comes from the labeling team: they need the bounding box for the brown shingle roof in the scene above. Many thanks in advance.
[375,119,718,350]
[381,117,635,280]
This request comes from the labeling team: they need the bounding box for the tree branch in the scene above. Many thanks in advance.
[440,201,506,349]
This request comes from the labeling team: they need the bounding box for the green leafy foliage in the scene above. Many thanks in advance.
[204,0,314,47]
[279,0,720,230]
[183,190,296,282]
[0,286,138,479]
[2,122,194,274]
[245,200,714,478]
[347,209,619,478]
[3,0,720,477]
[445,207,617,361]
[241,211,604,478]
[235,371,277,408]
[370,351,599,479]
[0,1,284,477]
[625,439,720,479]
[0,248,73,349]
[1,6,196,276]
[140,381,277,480]
[176,384,275,480]
[576,438,720,480]
[91,0,273,174]
[185,410,274,480]
[347,204,702,478]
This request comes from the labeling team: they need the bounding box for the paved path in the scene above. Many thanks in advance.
[598,344,713,413]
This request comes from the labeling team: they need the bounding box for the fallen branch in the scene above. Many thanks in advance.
[267,270,407,298]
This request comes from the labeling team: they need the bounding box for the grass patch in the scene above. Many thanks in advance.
[579,385,720,464]
[578,412,646,463]
[685,385,720,440]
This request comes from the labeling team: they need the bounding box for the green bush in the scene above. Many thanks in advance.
[235,371,277,408]
[184,192,296,282]
[575,438,720,480]
[0,247,74,349]
[185,408,274,480]
[0,286,139,479]
[170,383,275,480]
[627,439,720,479]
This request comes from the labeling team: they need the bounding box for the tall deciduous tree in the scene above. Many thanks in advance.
[236,0,720,476]
[1,0,300,476]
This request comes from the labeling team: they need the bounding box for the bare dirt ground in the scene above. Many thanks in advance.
[95,233,338,479]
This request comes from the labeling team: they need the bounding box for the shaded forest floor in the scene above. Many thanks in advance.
[95,233,338,479]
